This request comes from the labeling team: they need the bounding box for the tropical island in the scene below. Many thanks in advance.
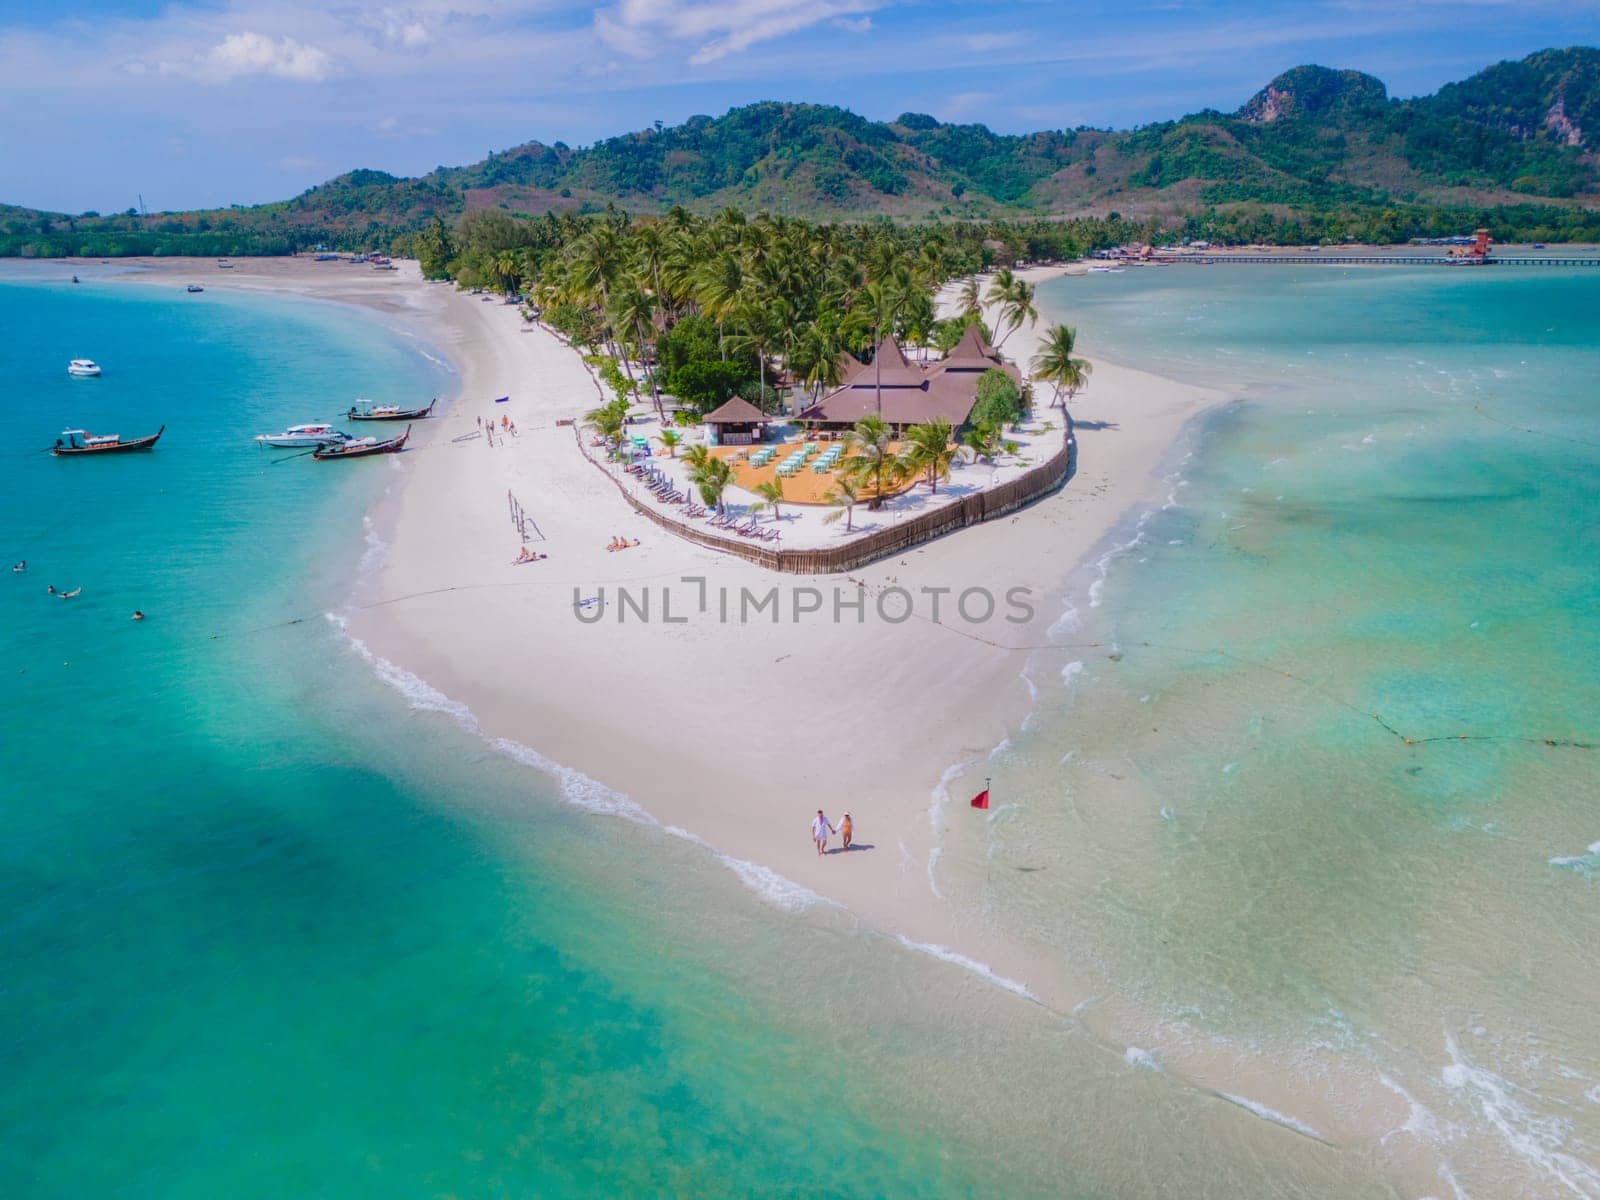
[496,208,1088,566]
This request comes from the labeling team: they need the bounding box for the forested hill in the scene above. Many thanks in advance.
[5,47,1597,257]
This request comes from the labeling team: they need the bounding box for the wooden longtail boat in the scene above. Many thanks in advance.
[346,399,435,421]
[312,426,410,460]
[52,426,164,456]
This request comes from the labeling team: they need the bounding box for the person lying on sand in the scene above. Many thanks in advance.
[607,536,638,552]
[512,547,546,564]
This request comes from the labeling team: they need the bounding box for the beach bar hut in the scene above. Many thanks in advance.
[701,396,769,447]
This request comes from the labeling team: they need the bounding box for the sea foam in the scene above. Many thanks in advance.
[327,613,829,915]
[1213,1092,1330,1144]
[893,935,1037,1002]
[1441,1031,1600,1196]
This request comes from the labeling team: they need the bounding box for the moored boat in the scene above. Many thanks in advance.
[187,284,205,293]
[312,426,409,459]
[67,359,101,377]
[254,423,351,449]
[346,398,435,421]
[52,426,164,456]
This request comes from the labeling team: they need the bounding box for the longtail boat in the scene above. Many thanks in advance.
[312,426,410,460]
[346,399,435,421]
[52,426,164,456]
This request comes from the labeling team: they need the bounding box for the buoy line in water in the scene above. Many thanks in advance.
[1471,400,1600,450]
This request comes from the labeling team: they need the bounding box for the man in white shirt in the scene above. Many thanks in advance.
[812,810,835,857]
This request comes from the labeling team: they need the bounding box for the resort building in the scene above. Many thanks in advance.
[796,326,1021,436]
[701,395,770,446]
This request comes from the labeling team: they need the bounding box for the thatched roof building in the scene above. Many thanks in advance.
[796,330,1021,432]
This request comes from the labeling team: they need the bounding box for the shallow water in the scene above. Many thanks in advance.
[954,264,1600,1196]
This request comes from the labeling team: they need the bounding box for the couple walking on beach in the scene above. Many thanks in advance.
[812,810,852,856]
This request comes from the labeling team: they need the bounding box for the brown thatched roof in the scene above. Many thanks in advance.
[796,334,1019,428]
[701,396,769,424]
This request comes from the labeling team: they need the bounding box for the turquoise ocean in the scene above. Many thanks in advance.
[2,262,1595,1198]
[959,262,1600,1196]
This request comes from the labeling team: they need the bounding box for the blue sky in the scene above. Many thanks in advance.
[1,0,1594,213]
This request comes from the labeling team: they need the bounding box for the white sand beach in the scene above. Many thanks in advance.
[103,254,1221,1000]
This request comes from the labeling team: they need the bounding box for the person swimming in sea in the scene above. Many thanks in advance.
[11,561,24,573]
[132,610,145,621]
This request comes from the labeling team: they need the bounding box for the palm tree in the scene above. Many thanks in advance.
[1030,323,1092,409]
[692,456,734,514]
[840,413,904,510]
[821,477,862,532]
[899,418,957,493]
[962,422,1001,464]
[957,275,982,318]
[658,429,681,458]
[992,279,1038,352]
[583,400,627,448]
[494,249,521,294]
[682,443,711,475]
[983,268,1016,313]
[844,270,913,417]
[693,250,744,356]
[752,478,784,522]
[608,278,662,419]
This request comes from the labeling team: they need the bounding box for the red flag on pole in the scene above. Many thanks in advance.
[970,781,990,810]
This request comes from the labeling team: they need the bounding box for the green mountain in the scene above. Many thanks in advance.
[4,48,1596,256]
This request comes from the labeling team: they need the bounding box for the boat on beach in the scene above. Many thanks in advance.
[346,398,435,421]
[67,359,101,377]
[52,426,164,456]
[254,423,351,449]
[312,426,409,459]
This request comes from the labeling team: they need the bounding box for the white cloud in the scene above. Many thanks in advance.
[833,16,873,33]
[362,8,435,49]
[595,0,887,65]
[162,31,334,83]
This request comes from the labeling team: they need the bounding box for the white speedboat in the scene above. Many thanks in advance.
[254,423,350,449]
[68,359,101,377]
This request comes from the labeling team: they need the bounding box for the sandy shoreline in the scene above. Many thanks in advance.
[75,253,1221,998]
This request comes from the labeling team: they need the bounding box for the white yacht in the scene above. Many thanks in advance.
[67,359,102,377]
[254,423,350,449]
